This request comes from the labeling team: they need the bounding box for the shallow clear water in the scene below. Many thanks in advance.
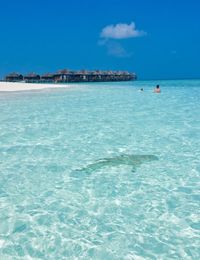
[0,80,199,259]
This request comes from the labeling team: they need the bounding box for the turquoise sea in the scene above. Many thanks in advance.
[0,79,199,259]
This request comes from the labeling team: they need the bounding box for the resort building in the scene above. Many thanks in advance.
[5,72,23,82]
[5,69,137,83]
[24,73,40,83]
[40,73,55,82]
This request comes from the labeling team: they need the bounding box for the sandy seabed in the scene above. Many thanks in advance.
[0,81,75,92]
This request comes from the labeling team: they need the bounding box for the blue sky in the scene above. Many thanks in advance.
[0,0,199,79]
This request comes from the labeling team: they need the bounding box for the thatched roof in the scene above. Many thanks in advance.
[24,72,40,78]
[6,72,22,77]
[57,69,70,74]
[76,70,90,75]
[41,73,54,78]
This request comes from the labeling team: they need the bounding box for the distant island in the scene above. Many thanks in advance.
[5,69,136,83]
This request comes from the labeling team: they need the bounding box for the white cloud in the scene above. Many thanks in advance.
[100,22,146,39]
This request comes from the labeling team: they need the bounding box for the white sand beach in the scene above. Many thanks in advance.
[0,81,75,92]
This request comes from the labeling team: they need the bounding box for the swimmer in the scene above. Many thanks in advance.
[154,85,161,93]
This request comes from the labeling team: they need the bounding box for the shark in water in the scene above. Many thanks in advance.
[75,154,158,175]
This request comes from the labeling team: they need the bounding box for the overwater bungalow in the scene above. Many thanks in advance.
[40,73,54,82]
[75,70,89,82]
[4,69,136,83]
[24,73,40,83]
[87,71,101,82]
[53,69,70,82]
[5,72,23,82]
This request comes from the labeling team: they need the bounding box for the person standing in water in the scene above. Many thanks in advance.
[154,85,161,93]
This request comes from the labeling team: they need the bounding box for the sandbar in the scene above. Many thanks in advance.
[0,81,75,92]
